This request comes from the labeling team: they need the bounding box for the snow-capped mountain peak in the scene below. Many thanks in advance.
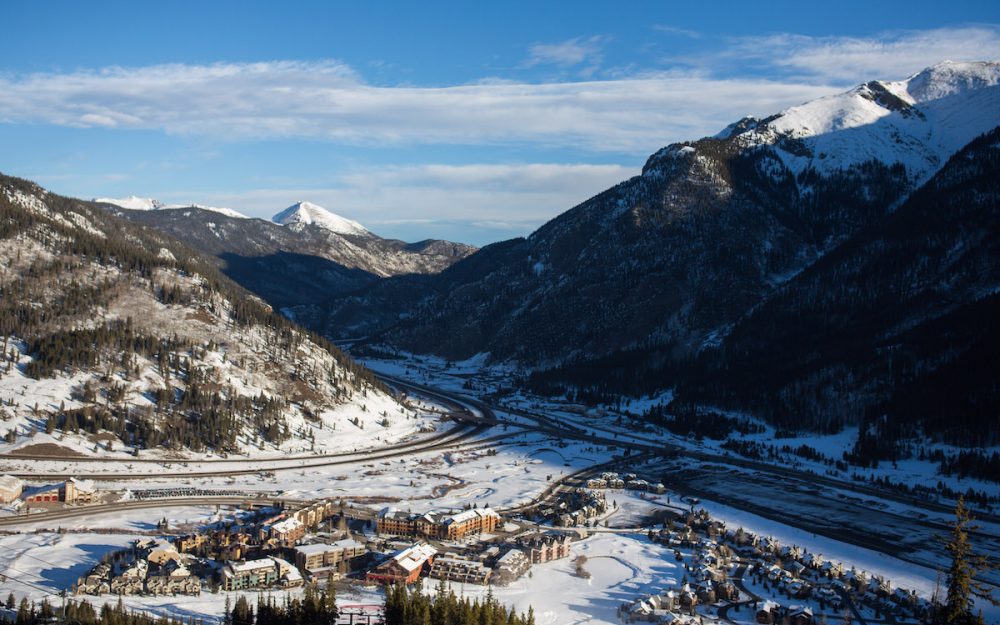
[901,60,1000,103]
[272,201,370,236]
[160,203,248,219]
[726,60,1000,183]
[95,195,247,218]
[94,195,163,210]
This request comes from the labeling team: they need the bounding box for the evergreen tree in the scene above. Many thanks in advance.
[940,496,997,624]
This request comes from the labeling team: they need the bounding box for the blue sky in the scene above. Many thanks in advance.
[1,1,998,245]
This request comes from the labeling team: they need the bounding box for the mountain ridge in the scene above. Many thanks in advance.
[308,61,1000,448]
[1,173,411,457]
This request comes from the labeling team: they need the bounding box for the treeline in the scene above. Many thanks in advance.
[224,586,337,625]
[933,449,1000,484]
[641,402,764,441]
[384,582,535,625]
[1,594,199,625]
[0,174,381,389]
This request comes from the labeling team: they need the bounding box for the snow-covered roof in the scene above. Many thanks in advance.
[270,517,303,534]
[759,600,780,612]
[296,543,336,555]
[0,475,23,491]
[389,543,437,573]
[378,507,411,521]
[69,477,96,493]
[229,558,277,573]
[445,507,499,525]
[497,548,527,565]
[295,539,363,555]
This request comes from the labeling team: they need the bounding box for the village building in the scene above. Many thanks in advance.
[492,548,530,585]
[366,543,436,584]
[63,477,96,504]
[376,508,415,536]
[517,532,571,564]
[110,560,147,595]
[294,538,368,575]
[443,508,501,540]
[176,534,208,553]
[273,557,304,588]
[756,600,780,624]
[75,562,113,595]
[290,500,338,529]
[717,580,739,602]
[221,558,279,591]
[820,560,844,578]
[0,474,23,503]
[22,483,61,505]
[137,538,181,566]
[430,554,492,585]
[788,606,813,625]
[268,517,306,545]
[376,507,501,541]
[145,561,201,596]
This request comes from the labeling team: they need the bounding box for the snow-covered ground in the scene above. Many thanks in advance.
[1,352,997,624]
[361,350,1000,510]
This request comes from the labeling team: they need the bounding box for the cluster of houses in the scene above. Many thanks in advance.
[75,499,354,596]
[71,496,577,598]
[75,539,201,596]
[0,474,96,507]
[536,487,608,527]
[621,508,935,625]
[375,506,502,541]
[738,536,931,621]
[586,472,666,494]
[365,530,573,587]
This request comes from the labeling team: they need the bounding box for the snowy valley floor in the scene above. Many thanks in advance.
[0,355,998,624]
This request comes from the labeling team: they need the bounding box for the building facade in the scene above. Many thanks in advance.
[377,507,501,541]
[0,474,23,503]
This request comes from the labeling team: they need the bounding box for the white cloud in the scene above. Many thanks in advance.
[172,162,636,244]
[0,26,993,156]
[708,26,1000,83]
[525,35,608,68]
[652,24,702,39]
[0,60,839,153]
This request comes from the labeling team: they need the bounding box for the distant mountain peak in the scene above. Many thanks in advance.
[272,200,370,237]
[94,195,163,210]
[95,195,247,218]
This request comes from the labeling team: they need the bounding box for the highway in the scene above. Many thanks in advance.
[1,367,996,590]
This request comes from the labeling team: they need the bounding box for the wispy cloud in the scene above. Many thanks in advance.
[653,24,702,39]
[0,61,837,154]
[686,26,1000,83]
[177,162,636,244]
[525,35,608,68]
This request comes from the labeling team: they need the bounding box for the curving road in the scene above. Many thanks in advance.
[2,367,997,593]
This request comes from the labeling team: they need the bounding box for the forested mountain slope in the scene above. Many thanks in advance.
[0,174,408,456]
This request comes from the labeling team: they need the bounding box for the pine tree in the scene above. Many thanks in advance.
[940,496,996,624]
